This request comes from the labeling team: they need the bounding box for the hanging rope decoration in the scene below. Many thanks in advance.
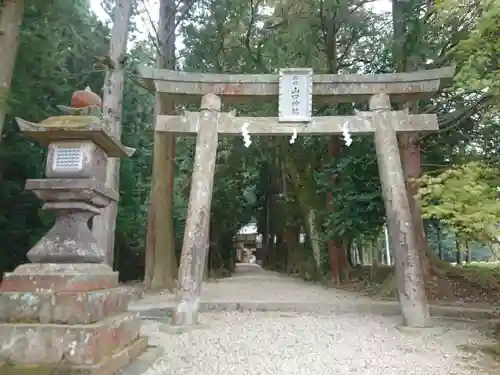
[241,123,299,147]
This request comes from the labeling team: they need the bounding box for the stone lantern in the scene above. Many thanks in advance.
[0,88,159,374]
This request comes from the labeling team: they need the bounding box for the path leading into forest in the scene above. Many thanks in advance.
[130,264,498,375]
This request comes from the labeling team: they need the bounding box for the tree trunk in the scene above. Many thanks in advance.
[146,0,178,290]
[325,30,349,282]
[465,242,472,264]
[338,241,350,279]
[456,239,463,265]
[398,133,430,278]
[436,221,444,260]
[306,209,321,269]
[284,228,294,272]
[357,237,364,265]
[346,240,354,267]
[327,136,347,284]
[274,232,287,270]
[92,0,134,267]
[368,239,377,280]
[0,0,25,145]
[280,141,322,274]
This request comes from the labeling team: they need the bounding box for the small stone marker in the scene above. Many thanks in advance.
[0,89,161,374]
[278,68,313,122]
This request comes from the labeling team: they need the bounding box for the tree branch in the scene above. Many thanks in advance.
[128,74,153,92]
[174,0,197,30]
[138,0,160,53]
[419,92,495,141]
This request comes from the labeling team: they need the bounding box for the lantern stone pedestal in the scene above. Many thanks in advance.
[0,112,159,374]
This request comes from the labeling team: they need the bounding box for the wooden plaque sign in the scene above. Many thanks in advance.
[278,68,313,122]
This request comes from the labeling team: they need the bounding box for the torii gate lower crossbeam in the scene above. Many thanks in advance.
[169,92,434,328]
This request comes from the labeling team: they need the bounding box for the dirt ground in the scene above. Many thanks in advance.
[334,264,500,308]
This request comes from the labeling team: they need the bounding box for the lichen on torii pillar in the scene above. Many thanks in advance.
[172,93,221,326]
[0,89,161,375]
[356,93,431,328]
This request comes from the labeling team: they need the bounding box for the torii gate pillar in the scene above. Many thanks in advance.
[358,93,431,327]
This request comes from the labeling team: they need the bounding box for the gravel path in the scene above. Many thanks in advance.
[137,264,496,375]
[134,264,367,309]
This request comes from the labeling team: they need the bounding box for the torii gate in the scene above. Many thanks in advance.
[140,66,455,328]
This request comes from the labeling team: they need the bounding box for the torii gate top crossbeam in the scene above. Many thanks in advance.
[157,111,438,135]
[139,66,455,111]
